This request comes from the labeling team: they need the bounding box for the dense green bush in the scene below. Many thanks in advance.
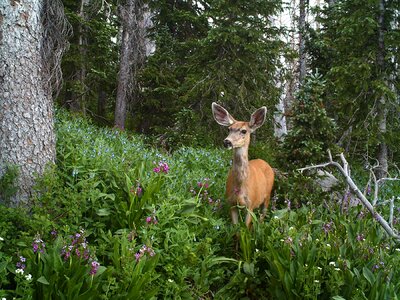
[1,110,399,299]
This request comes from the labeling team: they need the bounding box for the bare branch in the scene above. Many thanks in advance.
[297,152,400,242]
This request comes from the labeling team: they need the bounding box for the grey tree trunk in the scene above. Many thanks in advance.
[0,0,55,205]
[298,0,307,86]
[376,0,388,179]
[114,0,146,130]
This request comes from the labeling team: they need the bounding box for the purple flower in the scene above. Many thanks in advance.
[89,261,100,275]
[356,233,365,242]
[146,216,152,224]
[32,236,45,253]
[153,161,169,174]
[322,221,334,235]
[135,252,141,262]
[366,184,371,196]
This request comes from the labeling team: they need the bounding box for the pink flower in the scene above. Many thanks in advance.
[89,261,100,275]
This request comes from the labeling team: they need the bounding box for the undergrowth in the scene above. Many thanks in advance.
[1,109,400,299]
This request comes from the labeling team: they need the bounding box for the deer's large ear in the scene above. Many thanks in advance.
[249,106,267,132]
[212,102,236,127]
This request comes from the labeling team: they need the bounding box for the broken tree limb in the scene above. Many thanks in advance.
[298,150,400,242]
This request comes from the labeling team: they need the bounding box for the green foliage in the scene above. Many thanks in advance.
[139,0,285,148]
[0,164,19,204]
[2,110,400,299]
[59,0,119,121]
[217,206,400,299]
[308,0,400,158]
[281,73,338,170]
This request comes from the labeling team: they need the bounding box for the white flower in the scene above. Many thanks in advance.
[395,248,400,252]
[335,268,341,271]
[2,297,6,300]
[168,279,174,283]
[326,243,331,248]
[274,216,279,219]
[0,237,4,241]
[329,262,336,266]
[314,280,320,283]
[25,274,32,281]
[15,268,24,275]
[289,226,294,231]
[317,267,322,270]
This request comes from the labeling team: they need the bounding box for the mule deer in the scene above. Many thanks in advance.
[212,102,274,228]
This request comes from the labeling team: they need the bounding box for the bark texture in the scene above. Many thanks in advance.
[114,0,146,130]
[375,0,388,179]
[0,0,55,204]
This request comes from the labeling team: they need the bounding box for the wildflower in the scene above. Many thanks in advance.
[0,237,4,241]
[317,267,322,270]
[25,274,32,281]
[61,230,90,262]
[134,252,141,262]
[366,184,371,196]
[168,279,174,283]
[326,243,331,248]
[285,236,293,244]
[335,268,341,271]
[135,244,156,262]
[51,229,58,237]
[322,221,334,235]
[32,235,46,254]
[16,256,26,270]
[356,233,365,242]
[153,161,169,174]
[16,268,24,275]
[145,215,158,225]
[329,261,336,266]
[89,261,100,276]
[395,248,400,252]
[314,280,320,283]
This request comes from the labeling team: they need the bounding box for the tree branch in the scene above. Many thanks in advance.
[298,151,400,242]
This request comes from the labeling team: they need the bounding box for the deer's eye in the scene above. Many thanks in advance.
[241,129,247,134]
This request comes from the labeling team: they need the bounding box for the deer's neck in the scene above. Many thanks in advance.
[232,146,249,184]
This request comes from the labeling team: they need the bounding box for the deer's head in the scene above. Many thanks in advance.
[212,102,267,150]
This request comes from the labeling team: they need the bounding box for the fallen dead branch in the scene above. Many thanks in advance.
[298,150,400,242]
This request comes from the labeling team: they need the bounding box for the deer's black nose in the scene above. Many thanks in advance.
[223,139,232,148]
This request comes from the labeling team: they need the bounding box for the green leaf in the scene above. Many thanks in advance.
[37,276,50,285]
[96,208,111,216]
[243,262,255,276]
[363,266,375,286]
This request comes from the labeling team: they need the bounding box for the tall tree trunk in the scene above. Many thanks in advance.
[0,0,55,204]
[97,87,107,119]
[77,0,89,115]
[114,0,146,130]
[298,0,307,86]
[376,0,388,179]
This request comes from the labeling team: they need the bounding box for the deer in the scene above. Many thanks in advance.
[212,102,275,228]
